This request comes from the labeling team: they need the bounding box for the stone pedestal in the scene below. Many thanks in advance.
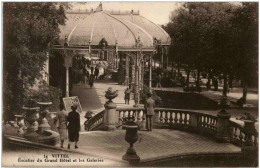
[103,101,118,131]
[242,120,257,162]
[216,112,231,142]
[23,107,40,134]
[37,102,52,133]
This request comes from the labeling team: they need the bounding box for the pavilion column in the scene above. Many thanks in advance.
[161,46,164,69]
[131,56,135,88]
[63,51,73,97]
[149,55,152,91]
[139,63,142,90]
[124,54,129,86]
[134,51,139,107]
[142,60,144,90]
[116,52,119,70]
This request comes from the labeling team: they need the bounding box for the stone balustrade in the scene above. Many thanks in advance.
[230,120,258,148]
[83,107,258,150]
[84,110,105,131]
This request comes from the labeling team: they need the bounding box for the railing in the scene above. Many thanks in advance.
[84,110,105,131]
[230,120,258,147]
[85,107,258,149]
[155,108,218,135]
[116,107,218,136]
[117,107,146,127]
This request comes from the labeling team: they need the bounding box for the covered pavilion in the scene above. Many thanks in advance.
[51,3,171,105]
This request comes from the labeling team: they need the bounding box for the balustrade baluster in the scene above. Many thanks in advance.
[239,129,244,142]
[174,112,178,125]
[179,112,183,126]
[208,117,211,130]
[184,113,188,126]
[136,110,141,124]
[159,111,163,123]
[164,111,168,123]
[204,116,208,129]
[188,113,192,125]
[122,111,127,122]
[234,127,238,140]
[127,110,131,120]
[169,111,173,125]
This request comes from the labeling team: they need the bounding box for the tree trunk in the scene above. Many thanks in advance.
[242,83,248,103]
[222,71,228,97]
[186,69,190,86]
[207,71,211,90]
[171,60,174,74]
[177,61,180,80]
[228,72,234,89]
[196,69,200,88]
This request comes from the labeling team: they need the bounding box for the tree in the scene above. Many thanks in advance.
[231,2,258,104]
[3,3,67,119]
[165,2,258,105]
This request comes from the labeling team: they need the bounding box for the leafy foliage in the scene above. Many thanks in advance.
[3,3,67,118]
[164,2,258,100]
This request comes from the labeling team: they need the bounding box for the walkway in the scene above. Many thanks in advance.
[3,128,241,167]
[71,82,135,127]
[73,129,241,163]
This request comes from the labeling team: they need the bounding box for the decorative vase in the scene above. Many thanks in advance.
[37,102,52,133]
[23,106,40,133]
[14,115,25,135]
[122,120,140,165]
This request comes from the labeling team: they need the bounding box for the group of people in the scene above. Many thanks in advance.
[54,104,80,149]
[54,89,156,149]
[84,66,99,88]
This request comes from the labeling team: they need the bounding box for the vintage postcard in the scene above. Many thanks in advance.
[2,1,258,167]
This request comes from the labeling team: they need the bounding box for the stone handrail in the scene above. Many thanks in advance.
[117,107,146,126]
[84,110,105,131]
[230,120,258,148]
[117,107,218,135]
[155,108,218,135]
[85,107,258,149]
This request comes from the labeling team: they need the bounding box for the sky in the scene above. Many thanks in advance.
[71,2,182,25]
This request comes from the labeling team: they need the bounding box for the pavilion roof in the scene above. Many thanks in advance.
[58,10,170,50]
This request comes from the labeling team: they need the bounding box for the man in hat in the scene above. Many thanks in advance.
[145,92,155,131]
[67,104,80,149]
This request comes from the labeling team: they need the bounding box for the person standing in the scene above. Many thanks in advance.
[89,73,94,88]
[145,93,155,131]
[156,74,162,88]
[124,87,131,104]
[94,66,99,80]
[54,103,68,148]
[67,104,80,149]
[90,66,94,75]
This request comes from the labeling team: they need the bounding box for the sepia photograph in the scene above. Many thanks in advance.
[2,1,259,167]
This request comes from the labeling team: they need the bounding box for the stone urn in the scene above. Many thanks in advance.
[122,120,140,165]
[14,115,25,135]
[23,106,40,133]
[37,102,52,133]
[105,87,118,103]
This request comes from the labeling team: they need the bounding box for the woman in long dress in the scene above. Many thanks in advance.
[54,104,68,148]
[67,104,80,149]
